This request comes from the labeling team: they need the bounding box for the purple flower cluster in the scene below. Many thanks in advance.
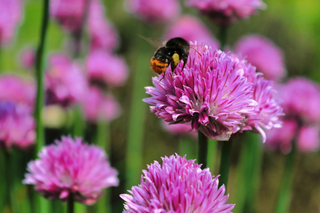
[0,101,35,149]
[24,136,119,205]
[45,54,87,107]
[81,86,121,122]
[125,0,180,23]
[121,154,234,213]
[144,43,282,141]
[164,15,219,50]
[187,0,265,26]
[0,0,22,45]
[266,78,320,153]
[235,35,286,81]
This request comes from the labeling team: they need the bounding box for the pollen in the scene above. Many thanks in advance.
[172,53,180,68]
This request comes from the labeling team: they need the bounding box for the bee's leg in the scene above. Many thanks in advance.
[181,54,189,71]
[160,72,165,81]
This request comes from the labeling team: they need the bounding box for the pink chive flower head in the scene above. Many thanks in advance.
[186,0,265,26]
[81,86,121,122]
[0,0,22,45]
[281,78,320,125]
[88,0,119,51]
[265,119,320,153]
[86,50,128,88]
[121,154,234,213]
[230,55,283,142]
[297,125,320,152]
[50,0,86,32]
[125,0,180,23]
[45,54,87,107]
[164,15,220,50]
[0,74,35,112]
[0,101,35,149]
[235,35,286,81]
[144,44,257,141]
[23,136,119,205]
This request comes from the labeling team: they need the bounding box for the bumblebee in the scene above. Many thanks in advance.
[150,37,190,75]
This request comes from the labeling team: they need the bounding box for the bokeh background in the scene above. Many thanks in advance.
[1,0,320,212]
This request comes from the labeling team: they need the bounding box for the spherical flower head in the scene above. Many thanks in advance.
[0,101,35,149]
[23,136,119,205]
[144,44,257,141]
[121,154,234,213]
[0,0,22,45]
[45,54,87,107]
[50,0,86,32]
[235,35,286,81]
[230,54,283,142]
[164,15,220,50]
[81,86,121,122]
[0,74,35,112]
[186,0,265,26]
[125,0,180,24]
[265,119,320,153]
[281,77,320,125]
[86,50,128,87]
[87,0,119,51]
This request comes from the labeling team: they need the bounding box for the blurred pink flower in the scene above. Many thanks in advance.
[298,125,320,152]
[50,0,86,32]
[235,35,286,80]
[24,136,119,205]
[265,119,296,153]
[164,15,220,50]
[281,78,320,125]
[161,120,197,137]
[186,0,265,26]
[81,86,121,122]
[0,0,22,45]
[87,0,119,51]
[86,50,128,87]
[121,154,234,213]
[144,44,257,141]
[45,54,87,107]
[0,74,35,111]
[19,47,36,69]
[125,0,180,23]
[266,119,320,153]
[0,101,35,149]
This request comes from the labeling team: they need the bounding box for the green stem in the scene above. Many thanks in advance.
[96,121,111,213]
[33,0,50,213]
[219,26,228,50]
[67,195,74,213]
[218,140,233,191]
[275,139,297,213]
[125,30,151,190]
[34,0,50,153]
[207,139,217,173]
[197,131,208,169]
[4,149,12,213]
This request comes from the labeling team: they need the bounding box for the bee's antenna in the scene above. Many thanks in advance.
[190,46,202,56]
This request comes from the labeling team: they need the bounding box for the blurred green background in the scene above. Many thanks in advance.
[1,0,320,212]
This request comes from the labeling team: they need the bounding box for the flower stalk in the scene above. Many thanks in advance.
[197,130,208,169]
[275,138,297,213]
[34,0,50,212]
[67,195,74,213]
[218,140,233,191]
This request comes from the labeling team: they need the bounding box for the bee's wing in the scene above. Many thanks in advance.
[138,34,166,47]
